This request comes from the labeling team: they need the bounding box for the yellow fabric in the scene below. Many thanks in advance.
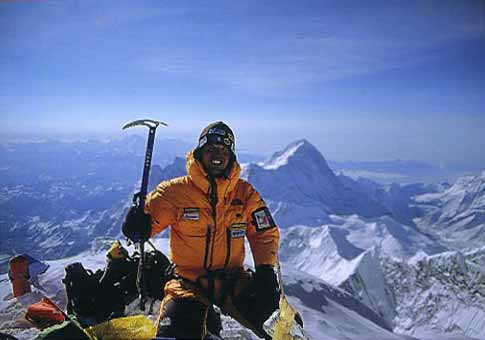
[273,297,297,340]
[106,240,128,260]
[145,149,280,282]
[85,315,156,340]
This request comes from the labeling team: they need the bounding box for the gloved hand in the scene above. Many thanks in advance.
[231,265,280,329]
[253,265,280,312]
[122,205,152,243]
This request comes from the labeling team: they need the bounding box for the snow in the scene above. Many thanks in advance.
[279,212,485,338]
[384,250,485,340]
[279,266,401,339]
[280,213,446,287]
[414,171,485,249]
[286,296,402,340]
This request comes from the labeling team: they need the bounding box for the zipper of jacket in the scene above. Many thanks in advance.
[223,228,232,269]
[203,227,211,269]
[222,178,232,269]
[206,177,218,270]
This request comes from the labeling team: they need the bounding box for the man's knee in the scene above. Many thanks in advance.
[157,299,206,338]
[157,298,222,338]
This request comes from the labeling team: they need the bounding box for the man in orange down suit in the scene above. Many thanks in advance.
[122,121,280,339]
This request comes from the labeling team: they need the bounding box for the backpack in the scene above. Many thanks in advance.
[25,297,66,330]
[62,249,172,326]
[62,262,104,325]
[98,256,139,309]
[143,249,172,301]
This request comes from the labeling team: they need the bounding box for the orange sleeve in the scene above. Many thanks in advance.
[244,185,280,266]
[144,181,178,237]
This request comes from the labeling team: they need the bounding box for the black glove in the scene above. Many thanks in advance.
[231,265,280,330]
[122,205,152,243]
[254,265,280,312]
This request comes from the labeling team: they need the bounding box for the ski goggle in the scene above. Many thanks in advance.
[198,129,235,152]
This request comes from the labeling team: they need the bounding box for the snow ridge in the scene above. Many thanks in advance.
[414,171,485,248]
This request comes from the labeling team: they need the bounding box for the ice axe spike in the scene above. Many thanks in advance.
[122,118,167,311]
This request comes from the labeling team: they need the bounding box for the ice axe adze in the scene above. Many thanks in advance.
[122,119,167,311]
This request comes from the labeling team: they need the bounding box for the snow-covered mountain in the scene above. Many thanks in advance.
[279,215,448,326]
[338,175,441,227]
[279,266,407,340]
[241,140,390,227]
[280,224,395,323]
[280,222,485,338]
[414,171,485,249]
[0,137,191,261]
[280,215,447,274]
[384,249,485,339]
[0,180,132,260]
[338,247,396,326]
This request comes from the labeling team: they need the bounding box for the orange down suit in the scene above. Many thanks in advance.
[144,150,280,283]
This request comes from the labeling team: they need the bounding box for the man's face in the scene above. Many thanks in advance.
[201,143,230,177]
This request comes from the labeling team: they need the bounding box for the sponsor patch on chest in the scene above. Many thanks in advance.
[252,207,276,232]
[230,222,247,238]
[183,208,200,221]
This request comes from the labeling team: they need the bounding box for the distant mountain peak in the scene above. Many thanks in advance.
[262,139,331,172]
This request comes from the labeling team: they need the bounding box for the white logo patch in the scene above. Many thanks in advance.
[255,209,271,229]
[230,222,246,238]
[183,208,199,221]
[231,229,246,238]
[252,207,275,231]
[208,127,227,136]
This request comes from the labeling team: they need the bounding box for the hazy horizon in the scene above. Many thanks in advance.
[1,130,484,173]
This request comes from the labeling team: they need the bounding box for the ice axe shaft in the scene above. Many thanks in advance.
[122,119,167,311]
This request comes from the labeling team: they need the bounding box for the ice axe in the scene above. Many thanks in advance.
[122,119,167,310]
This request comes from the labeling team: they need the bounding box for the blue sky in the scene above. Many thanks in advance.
[1,0,484,166]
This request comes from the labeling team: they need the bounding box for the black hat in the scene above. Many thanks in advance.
[196,121,235,154]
